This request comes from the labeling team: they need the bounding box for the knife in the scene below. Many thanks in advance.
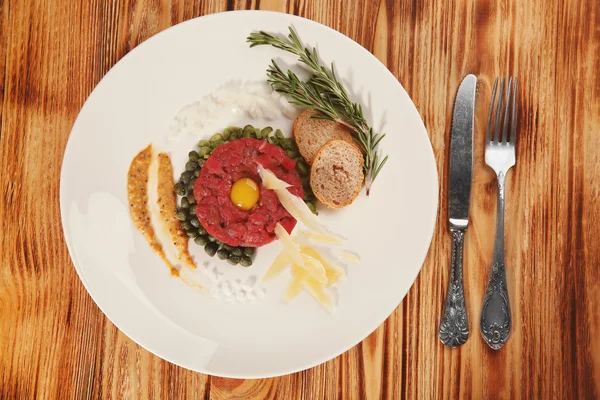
[439,74,477,348]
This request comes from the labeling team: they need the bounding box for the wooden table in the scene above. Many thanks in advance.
[1,0,599,398]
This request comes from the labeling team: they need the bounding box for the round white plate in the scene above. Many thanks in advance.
[60,11,438,378]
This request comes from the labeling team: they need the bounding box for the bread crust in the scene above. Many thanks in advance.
[310,140,364,209]
[293,110,353,165]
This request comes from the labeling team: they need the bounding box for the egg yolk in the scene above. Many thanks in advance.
[230,178,260,210]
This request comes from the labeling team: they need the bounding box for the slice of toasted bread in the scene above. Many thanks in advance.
[310,140,365,209]
[293,110,354,165]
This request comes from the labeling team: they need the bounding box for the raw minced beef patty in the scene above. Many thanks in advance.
[194,138,304,247]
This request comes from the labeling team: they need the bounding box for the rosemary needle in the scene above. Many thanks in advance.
[247,27,388,195]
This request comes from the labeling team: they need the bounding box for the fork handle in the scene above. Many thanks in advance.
[480,171,512,350]
[439,228,469,347]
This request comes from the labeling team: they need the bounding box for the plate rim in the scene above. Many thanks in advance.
[59,9,439,378]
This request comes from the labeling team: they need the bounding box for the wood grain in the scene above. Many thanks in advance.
[1,0,599,398]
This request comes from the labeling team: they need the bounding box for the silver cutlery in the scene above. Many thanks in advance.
[439,74,477,348]
[480,77,518,350]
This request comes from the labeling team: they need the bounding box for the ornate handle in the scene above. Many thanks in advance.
[480,262,511,349]
[439,229,469,347]
[480,171,512,350]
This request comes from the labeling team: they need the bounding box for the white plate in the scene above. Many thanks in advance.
[60,11,438,378]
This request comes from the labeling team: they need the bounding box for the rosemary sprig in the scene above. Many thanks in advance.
[247,27,388,195]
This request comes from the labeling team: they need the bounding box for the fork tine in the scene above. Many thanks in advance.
[493,78,505,142]
[502,78,513,143]
[486,78,499,143]
[510,77,518,143]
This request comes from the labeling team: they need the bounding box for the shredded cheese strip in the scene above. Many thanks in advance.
[260,168,342,239]
[339,250,361,263]
[300,254,327,284]
[304,276,335,314]
[274,223,304,269]
[261,168,352,313]
[264,252,292,281]
[284,266,309,302]
[300,231,344,245]
[300,246,344,287]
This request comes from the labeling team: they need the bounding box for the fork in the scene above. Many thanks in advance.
[480,77,518,350]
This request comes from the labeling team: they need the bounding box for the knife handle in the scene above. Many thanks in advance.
[439,228,469,347]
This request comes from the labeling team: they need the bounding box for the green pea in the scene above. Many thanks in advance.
[230,128,242,140]
[306,201,318,215]
[181,221,192,230]
[186,193,196,205]
[267,136,276,144]
[212,139,224,148]
[284,138,296,150]
[221,243,233,251]
[194,169,201,177]
[222,128,231,141]
[187,182,195,192]
[197,158,206,167]
[174,183,186,196]
[231,247,243,257]
[188,151,200,161]
[204,242,218,256]
[210,133,223,143]
[217,249,230,260]
[190,218,200,228]
[198,140,210,147]
[180,173,191,184]
[175,211,187,221]
[197,226,207,236]
[181,197,190,209]
[274,137,285,148]
[199,146,211,156]
[188,207,196,216]
[243,247,255,256]
[286,150,297,158]
[186,230,198,238]
[243,126,254,138]
[304,191,316,201]
[203,153,210,159]
[240,256,252,267]
[261,127,273,137]
[186,161,198,171]
[275,129,284,139]
[208,235,217,242]
[194,236,209,246]
[227,256,240,265]
[296,161,309,176]
[252,128,260,138]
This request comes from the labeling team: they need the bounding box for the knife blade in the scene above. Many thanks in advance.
[448,74,477,228]
[439,74,477,348]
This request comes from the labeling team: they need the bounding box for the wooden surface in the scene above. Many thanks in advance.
[1,0,599,398]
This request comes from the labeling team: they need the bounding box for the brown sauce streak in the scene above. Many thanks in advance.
[157,153,197,269]
[127,144,178,276]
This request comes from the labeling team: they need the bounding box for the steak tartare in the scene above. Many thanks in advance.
[194,138,304,247]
